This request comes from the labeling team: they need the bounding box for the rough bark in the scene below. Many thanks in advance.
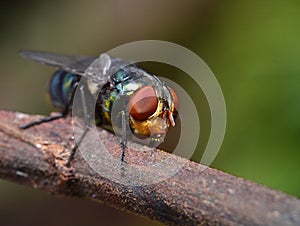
[0,110,299,226]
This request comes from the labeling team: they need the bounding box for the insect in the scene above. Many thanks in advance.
[20,50,178,165]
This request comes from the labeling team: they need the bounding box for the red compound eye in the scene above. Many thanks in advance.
[129,86,158,121]
[168,86,179,111]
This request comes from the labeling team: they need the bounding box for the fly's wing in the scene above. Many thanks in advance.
[20,50,135,86]
[20,50,97,76]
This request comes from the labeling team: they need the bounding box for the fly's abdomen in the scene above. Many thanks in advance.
[49,70,80,109]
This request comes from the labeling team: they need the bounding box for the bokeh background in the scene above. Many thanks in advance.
[1,1,300,225]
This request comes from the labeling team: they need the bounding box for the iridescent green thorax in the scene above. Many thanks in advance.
[95,66,157,132]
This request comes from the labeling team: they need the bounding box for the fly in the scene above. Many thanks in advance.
[19,50,178,165]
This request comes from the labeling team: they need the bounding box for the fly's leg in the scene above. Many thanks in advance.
[119,90,128,163]
[120,103,128,177]
[121,108,127,162]
[66,125,89,166]
[66,85,91,166]
[118,90,128,176]
[20,112,67,129]
[20,83,79,129]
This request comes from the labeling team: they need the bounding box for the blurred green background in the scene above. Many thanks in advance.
[1,1,300,225]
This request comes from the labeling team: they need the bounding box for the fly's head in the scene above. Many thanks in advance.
[128,85,178,143]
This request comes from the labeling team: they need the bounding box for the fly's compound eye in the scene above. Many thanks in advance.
[168,86,179,111]
[129,86,158,121]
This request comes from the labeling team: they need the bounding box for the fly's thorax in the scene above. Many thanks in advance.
[95,72,146,131]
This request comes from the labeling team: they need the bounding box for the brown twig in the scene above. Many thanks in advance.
[0,110,299,226]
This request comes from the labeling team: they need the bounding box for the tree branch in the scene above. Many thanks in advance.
[0,110,299,226]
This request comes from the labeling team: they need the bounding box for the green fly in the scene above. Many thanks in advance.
[20,51,178,165]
